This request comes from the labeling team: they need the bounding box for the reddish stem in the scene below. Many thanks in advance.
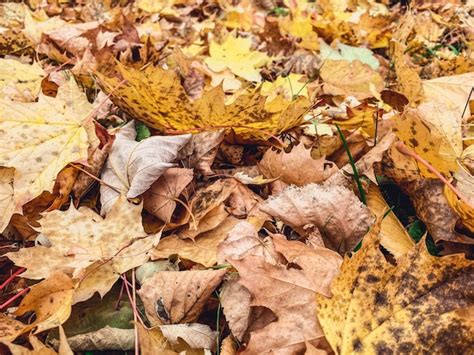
[395,142,472,206]
[0,267,26,290]
[0,288,29,310]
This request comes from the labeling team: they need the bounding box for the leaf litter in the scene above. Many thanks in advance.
[0,0,473,354]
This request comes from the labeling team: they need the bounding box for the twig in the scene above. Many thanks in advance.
[132,270,139,355]
[395,142,472,206]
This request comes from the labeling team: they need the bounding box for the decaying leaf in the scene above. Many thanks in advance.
[143,168,194,223]
[320,60,384,100]
[0,167,14,232]
[151,216,240,267]
[160,323,217,350]
[138,268,227,325]
[100,121,191,214]
[96,62,309,140]
[230,234,342,354]
[259,143,338,186]
[6,197,160,302]
[317,221,474,354]
[0,314,25,342]
[261,184,375,253]
[15,271,74,335]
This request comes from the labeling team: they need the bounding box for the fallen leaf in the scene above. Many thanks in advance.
[100,120,191,214]
[392,41,424,104]
[320,59,384,100]
[230,235,342,354]
[0,314,25,342]
[179,204,229,241]
[6,197,160,303]
[444,169,474,232]
[0,75,93,207]
[319,40,379,70]
[366,184,415,258]
[204,34,269,82]
[137,323,177,355]
[184,130,225,175]
[160,323,217,350]
[316,220,474,354]
[422,72,474,119]
[151,216,240,267]
[0,167,14,232]
[261,74,309,113]
[143,168,194,223]
[4,335,57,354]
[259,143,338,186]
[260,184,375,253]
[220,278,252,341]
[96,62,309,140]
[218,221,278,264]
[138,268,227,325]
[58,326,134,351]
[15,271,74,335]
[0,58,45,101]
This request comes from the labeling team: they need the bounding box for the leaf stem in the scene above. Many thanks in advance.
[395,142,472,206]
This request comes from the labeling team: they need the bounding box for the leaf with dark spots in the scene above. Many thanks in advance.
[317,219,474,355]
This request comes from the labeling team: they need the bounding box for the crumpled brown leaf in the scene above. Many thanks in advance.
[259,143,338,186]
[261,184,375,253]
[230,234,342,354]
[143,168,194,223]
[138,268,227,325]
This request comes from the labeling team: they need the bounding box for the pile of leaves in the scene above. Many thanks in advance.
[0,0,473,354]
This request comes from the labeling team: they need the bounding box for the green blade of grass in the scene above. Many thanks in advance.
[335,124,367,204]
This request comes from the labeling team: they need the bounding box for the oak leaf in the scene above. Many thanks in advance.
[0,75,92,207]
[260,184,374,253]
[100,121,191,214]
[96,62,309,140]
[316,221,474,354]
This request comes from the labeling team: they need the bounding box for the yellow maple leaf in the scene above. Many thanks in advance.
[0,58,45,101]
[205,34,269,82]
[96,62,309,139]
[0,75,92,207]
[261,74,309,113]
[279,0,319,50]
[317,220,474,354]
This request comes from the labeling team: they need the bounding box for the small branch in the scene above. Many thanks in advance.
[0,288,29,310]
[0,267,26,290]
[395,142,472,206]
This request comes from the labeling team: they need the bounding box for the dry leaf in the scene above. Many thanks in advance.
[316,221,474,354]
[4,335,58,354]
[143,168,194,223]
[137,323,177,355]
[259,143,338,186]
[230,235,342,354]
[220,278,252,341]
[160,323,217,350]
[261,184,375,253]
[392,41,424,104]
[6,197,160,303]
[15,271,74,335]
[138,268,227,325]
[0,314,25,342]
[179,204,229,241]
[184,130,225,175]
[0,167,14,232]
[320,60,384,100]
[366,184,415,258]
[100,121,191,214]
[152,216,240,267]
[59,326,134,351]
